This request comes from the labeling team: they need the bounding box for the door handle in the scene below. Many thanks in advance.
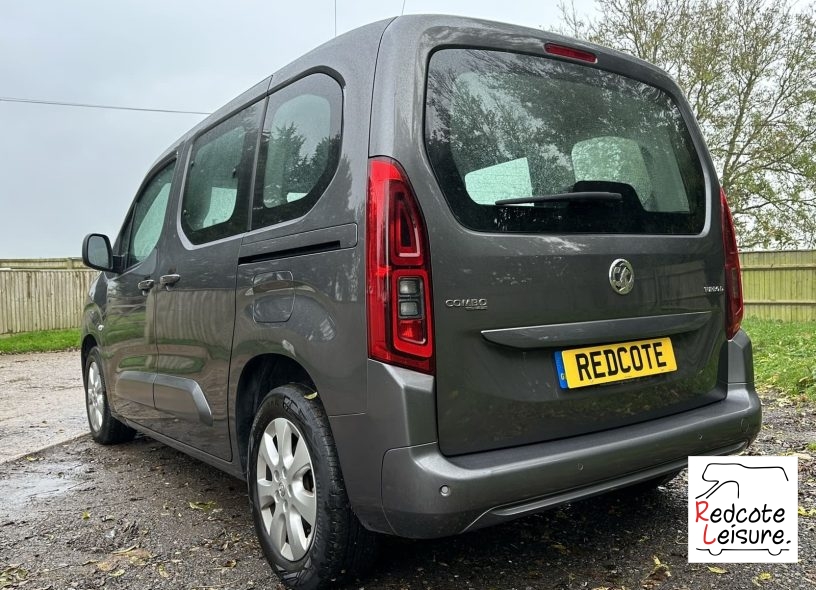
[137,279,155,292]
[159,274,181,288]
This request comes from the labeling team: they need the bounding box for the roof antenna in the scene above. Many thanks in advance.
[401,0,406,15]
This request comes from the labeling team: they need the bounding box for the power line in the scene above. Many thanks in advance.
[0,96,211,116]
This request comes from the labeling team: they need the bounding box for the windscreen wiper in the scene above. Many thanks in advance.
[494,191,622,206]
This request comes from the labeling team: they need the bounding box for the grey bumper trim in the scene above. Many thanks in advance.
[381,382,760,538]
[482,311,712,349]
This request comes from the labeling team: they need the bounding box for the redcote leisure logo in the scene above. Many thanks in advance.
[688,456,798,563]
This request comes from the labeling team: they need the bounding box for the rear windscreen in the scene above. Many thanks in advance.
[425,48,706,234]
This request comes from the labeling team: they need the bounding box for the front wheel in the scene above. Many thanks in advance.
[84,348,136,445]
[247,384,376,590]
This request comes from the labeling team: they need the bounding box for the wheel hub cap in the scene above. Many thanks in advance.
[86,361,104,433]
[255,417,316,562]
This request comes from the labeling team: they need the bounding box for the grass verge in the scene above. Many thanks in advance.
[0,328,80,354]
[0,321,813,402]
[743,318,816,401]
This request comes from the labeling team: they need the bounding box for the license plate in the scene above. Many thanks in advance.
[554,337,677,389]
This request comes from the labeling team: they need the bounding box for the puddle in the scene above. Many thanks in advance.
[0,460,84,518]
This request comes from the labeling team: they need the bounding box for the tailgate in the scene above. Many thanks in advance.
[422,46,726,456]
[431,235,726,456]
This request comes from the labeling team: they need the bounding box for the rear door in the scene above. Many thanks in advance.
[422,47,726,456]
[152,101,263,461]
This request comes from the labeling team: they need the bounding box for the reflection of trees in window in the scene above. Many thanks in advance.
[263,123,305,208]
[258,87,336,216]
[427,49,701,202]
[291,135,335,195]
[425,48,705,233]
[262,123,337,208]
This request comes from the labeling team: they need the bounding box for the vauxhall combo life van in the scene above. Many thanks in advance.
[81,14,761,589]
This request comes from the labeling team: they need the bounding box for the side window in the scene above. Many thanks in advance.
[181,102,262,245]
[122,161,176,269]
[252,74,342,230]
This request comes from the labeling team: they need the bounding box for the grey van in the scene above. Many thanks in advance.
[80,14,761,590]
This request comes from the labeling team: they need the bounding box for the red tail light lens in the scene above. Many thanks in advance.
[367,157,434,373]
[721,189,743,339]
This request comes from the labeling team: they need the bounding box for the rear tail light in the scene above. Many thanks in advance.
[721,189,743,339]
[366,157,434,373]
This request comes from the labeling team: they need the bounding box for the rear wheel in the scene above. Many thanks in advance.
[247,384,376,590]
[84,348,136,445]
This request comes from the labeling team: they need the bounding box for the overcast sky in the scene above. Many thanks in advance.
[0,0,594,258]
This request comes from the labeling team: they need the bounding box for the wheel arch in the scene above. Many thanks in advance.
[234,354,318,474]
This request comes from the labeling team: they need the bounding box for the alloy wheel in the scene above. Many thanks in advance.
[86,361,104,433]
[255,417,316,561]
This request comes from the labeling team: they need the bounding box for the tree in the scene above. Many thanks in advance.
[560,0,816,249]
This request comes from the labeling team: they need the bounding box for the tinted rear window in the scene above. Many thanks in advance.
[425,48,706,234]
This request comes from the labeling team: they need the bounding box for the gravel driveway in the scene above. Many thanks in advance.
[0,351,86,462]
[0,352,814,589]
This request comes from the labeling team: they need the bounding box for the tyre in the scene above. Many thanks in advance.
[84,347,136,445]
[247,384,376,590]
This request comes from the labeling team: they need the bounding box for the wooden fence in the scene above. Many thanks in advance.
[0,252,814,334]
[0,270,97,334]
[741,250,816,321]
[0,257,85,270]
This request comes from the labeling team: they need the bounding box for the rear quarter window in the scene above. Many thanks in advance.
[251,74,342,230]
[425,48,706,234]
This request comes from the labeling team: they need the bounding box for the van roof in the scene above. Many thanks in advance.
[151,17,395,166]
[152,14,676,167]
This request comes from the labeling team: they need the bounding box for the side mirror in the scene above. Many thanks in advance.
[82,233,114,272]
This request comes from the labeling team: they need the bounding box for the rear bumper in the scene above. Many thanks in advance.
[382,382,758,538]
[332,330,760,538]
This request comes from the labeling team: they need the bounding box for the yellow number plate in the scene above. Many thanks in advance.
[555,337,677,389]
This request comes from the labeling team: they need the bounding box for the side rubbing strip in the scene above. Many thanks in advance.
[238,222,357,264]
[239,241,341,265]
